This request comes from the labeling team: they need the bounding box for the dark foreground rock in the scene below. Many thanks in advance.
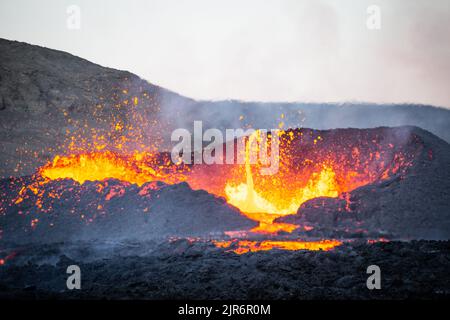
[0,178,257,243]
[0,240,449,299]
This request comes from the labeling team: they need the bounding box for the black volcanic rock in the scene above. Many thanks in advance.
[0,178,257,244]
[276,127,450,239]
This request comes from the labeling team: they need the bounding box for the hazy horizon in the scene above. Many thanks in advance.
[1,0,449,108]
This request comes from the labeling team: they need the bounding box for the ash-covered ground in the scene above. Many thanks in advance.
[0,239,449,299]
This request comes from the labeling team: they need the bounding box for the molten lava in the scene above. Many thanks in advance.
[213,239,342,254]
[39,151,186,186]
[220,131,341,233]
[225,132,336,216]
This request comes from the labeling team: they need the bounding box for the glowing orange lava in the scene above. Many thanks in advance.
[213,239,342,254]
[224,132,339,217]
[39,151,185,186]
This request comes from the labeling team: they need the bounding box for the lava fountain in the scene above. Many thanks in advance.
[35,128,415,239]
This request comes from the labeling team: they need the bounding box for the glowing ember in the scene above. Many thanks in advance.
[213,239,342,254]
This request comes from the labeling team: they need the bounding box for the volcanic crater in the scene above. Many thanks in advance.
[1,125,449,249]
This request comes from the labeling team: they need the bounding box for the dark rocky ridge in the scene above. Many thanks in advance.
[1,38,450,178]
[277,126,450,240]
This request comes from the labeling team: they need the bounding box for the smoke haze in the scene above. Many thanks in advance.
[0,0,449,108]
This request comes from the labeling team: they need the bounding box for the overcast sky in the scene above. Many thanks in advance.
[0,0,449,108]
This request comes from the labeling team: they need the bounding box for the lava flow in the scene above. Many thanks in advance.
[214,239,343,254]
